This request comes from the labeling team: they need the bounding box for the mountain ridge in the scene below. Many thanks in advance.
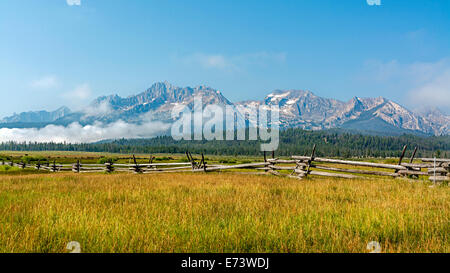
[0,106,71,124]
[1,82,448,136]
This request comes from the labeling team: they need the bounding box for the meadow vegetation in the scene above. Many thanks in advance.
[0,172,448,253]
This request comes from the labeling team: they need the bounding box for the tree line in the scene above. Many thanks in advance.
[0,129,448,158]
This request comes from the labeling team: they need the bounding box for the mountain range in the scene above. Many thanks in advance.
[1,106,71,124]
[1,82,448,136]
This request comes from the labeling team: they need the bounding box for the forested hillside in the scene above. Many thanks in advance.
[1,129,448,158]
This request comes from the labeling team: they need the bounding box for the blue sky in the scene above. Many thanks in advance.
[0,0,449,117]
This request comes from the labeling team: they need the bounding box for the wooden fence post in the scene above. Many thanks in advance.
[396,145,408,177]
[52,160,57,172]
[398,145,407,165]
[191,152,197,169]
[263,151,268,173]
[148,154,156,170]
[132,155,142,173]
[409,147,418,163]
[199,153,203,169]
[73,160,81,173]
[407,147,419,179]
[186,151,194,170]
[36,160,41,170]
[187,151,197,170]
[305,144,317,177]
[105,160,114,173]
[446,163,450,182]
[201,153,207,172]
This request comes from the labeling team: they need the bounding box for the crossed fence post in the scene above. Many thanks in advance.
[132,155,142,173]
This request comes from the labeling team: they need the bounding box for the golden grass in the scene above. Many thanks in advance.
[0,173,448,253]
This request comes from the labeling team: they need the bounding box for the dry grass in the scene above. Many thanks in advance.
[0,173,448,253]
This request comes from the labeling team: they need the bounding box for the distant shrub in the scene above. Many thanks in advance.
[0,165,11,172]
[97,157,118,164]
[0,154,11,161]
[384,158,398,164]
[155,157,170,161]
[219,159,237,164]
[20,156,46,164]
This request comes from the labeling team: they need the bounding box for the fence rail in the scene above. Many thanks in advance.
[1,146,449,183]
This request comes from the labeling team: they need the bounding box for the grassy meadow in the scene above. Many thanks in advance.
[0,172,448,253]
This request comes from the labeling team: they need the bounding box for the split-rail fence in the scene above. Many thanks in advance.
[1,146,448,183]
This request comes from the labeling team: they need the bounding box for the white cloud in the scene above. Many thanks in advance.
[66,0,81,6]
[361,59,448,84]
[178,51,287,72]
[202,55,229,69]
[82,101,113,117]
[405,28,426,41]
[30,75,59,89]
[360,58,450,113]
[408,69,450,111]
[0,120,170,143]
[63,84,92,100]
[182,53,233,70]
[235,52,287,66]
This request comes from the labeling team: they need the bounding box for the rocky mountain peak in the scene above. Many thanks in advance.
[1,106,71,123]
[1,82,448,136]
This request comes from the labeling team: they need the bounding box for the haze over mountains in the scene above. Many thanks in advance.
[1,82,449,137]
[1,107,71,124]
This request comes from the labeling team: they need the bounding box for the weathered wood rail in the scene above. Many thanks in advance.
[260,145,448,182]
[1,147,448,183]
[280,156,448,182]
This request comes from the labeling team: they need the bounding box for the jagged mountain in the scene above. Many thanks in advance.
[77,81,233,124]
[94,81,232,108]
[418,107,450,135]
[236,90,448,135]
[0,82,448,136]
[0,106,71,124]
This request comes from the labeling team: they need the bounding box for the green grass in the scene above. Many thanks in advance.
[0,172,448,253]
[0,165,43,175]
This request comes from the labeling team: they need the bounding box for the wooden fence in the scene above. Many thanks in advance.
[1,147,449,183]
[266,145,449,182]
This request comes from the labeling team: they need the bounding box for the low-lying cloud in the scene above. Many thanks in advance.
[0,120,170,143]
[82,101,113,117]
